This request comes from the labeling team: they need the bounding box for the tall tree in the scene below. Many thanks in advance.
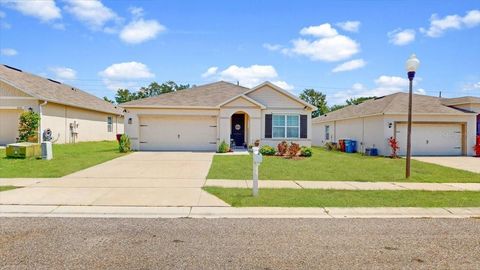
[112,81,191,104]
[103,97,114,103]
[329,104,347,112]
[299,89,329,118]
[346,96,375,105]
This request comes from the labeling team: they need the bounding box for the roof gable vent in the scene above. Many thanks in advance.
[47,78,62,84]
[4,65,22,72]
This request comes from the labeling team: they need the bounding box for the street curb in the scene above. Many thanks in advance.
[1,205,479,219]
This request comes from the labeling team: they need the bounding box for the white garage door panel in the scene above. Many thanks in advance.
[140,115,217,151]
[0,109,21,145]
[396,123,462,156]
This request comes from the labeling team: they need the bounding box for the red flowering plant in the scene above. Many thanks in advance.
[473,144,480,157]
[388,137,400,158]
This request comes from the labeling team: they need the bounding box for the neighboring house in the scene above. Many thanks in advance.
[121,81,316,151]
[0,64,124,145]
[312,92,480,156]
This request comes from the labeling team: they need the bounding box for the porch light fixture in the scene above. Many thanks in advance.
[405,54,420,178]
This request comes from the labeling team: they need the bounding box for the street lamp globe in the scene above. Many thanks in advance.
[405,54,420,72]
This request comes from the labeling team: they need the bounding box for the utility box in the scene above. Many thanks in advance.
[41,141,53,160]
[6,142,41,158]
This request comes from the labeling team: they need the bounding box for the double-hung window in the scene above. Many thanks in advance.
[272,114,300,139]
[325,125,330,140]
[107,116,113,132]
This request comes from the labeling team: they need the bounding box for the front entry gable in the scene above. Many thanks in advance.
[218,95,266,109]
[245,82,316,110]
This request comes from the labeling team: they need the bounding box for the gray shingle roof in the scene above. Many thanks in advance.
[441,96,480,106]
[0,64,122,115]
[314,92,475,123]
[120,81,250,107]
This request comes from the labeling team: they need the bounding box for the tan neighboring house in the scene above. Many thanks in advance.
[121,81,316,151]
[0,64,124,145]
[312,92,480,156]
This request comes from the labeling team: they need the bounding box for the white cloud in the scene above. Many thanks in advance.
[119,18,165,44]
[129,6,144,18]
[99,61,155,90]
[64,0,119,30]
[300,23,338,37]
[332,59,366,72]
[49,67,77,80]
[218,65,278,87]
[336,21,360,32]
[420,9,480,37]
[201,66,218,78]
[463,10,480,27]
[388,28,415,46]
[272,80,294,91]
[415,88,426,95]
[0,48,17,56]
[288,35,359,62]
[329,75,420,105]
[1,0,61,22]
[462,81,480,91]
[263,43,283,51]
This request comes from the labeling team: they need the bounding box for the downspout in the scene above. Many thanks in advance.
[39,101,48,143]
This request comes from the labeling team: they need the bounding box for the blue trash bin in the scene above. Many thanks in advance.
[370,148,378,156]
[350,140,357,153]
[344,140,352,153]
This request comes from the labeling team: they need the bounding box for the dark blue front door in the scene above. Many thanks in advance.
[477,114,480,136]
[231,114,245,147]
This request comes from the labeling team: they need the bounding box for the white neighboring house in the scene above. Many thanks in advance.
[312,92,480,156]
[121,81,317,151]
[0,64,124,145]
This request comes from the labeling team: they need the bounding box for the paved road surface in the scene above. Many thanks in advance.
[1,218,479,269]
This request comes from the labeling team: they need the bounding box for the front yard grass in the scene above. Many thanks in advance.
[204,187,480,207]
[207,147,480,183]
[0,141,126,178]
[0,186,17,192]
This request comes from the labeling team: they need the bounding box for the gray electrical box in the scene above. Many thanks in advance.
[41,141,53,160]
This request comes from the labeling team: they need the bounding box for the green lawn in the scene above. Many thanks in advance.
[204,187,480,207]
[207,147,480,183]
[0,141,126,178]
[0,186,17,192]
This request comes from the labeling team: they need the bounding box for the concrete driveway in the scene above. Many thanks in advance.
[0,152,228,207]
[413,156,480,173]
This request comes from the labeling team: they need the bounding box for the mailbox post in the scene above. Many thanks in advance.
[252,147,263,197]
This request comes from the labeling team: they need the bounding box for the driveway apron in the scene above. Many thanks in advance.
[0,152,228,207]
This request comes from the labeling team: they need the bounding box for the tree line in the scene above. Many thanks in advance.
[299,88,375,118]
[104,81,373,118]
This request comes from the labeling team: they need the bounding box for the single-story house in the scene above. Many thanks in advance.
[0,64,124,145]
[312,92,480,156]
[121,81,317,151]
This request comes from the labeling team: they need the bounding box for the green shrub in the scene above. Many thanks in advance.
[300,146,313,157]
[259,145,276,156]
[324,142,337,151]
[119,134,131,153]
[218,140,229,153]
[18,111,40,142]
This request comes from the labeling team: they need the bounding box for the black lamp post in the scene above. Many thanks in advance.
[405,54,420,178]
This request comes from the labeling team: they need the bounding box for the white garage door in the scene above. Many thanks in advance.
[0,109,21,145]
[396,123,462,156]
[139,115,217,151]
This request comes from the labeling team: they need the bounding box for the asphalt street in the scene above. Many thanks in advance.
[1,217,479,269]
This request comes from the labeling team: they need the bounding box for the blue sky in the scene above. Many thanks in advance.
[0,0,479,105]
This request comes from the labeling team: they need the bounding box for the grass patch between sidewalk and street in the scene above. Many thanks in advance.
[207,147,480,183]
[0,186,17,192]
[0,141,126,178]
[204,187,480,207]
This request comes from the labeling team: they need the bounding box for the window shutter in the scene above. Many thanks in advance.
[265,114,272,138]
[300,115,307,138]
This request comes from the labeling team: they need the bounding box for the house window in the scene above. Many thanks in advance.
[272,114,300,138]
[325,125,330,140]
[107,116,113,132]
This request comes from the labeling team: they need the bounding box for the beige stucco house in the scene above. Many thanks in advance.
[0,64,124,145]
[312,92,480,156]
[121,81,316,151]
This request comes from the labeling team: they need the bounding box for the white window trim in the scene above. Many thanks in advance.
[107,116,113,133]
[325,125,330,140]
[272,114,300,139]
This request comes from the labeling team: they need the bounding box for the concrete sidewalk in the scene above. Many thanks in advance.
[205,179,480,191]
[1,205,479,219]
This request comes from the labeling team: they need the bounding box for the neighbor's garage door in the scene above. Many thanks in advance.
[396,123,463,156]
[0,109,21,145]
[139,115,217,151]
